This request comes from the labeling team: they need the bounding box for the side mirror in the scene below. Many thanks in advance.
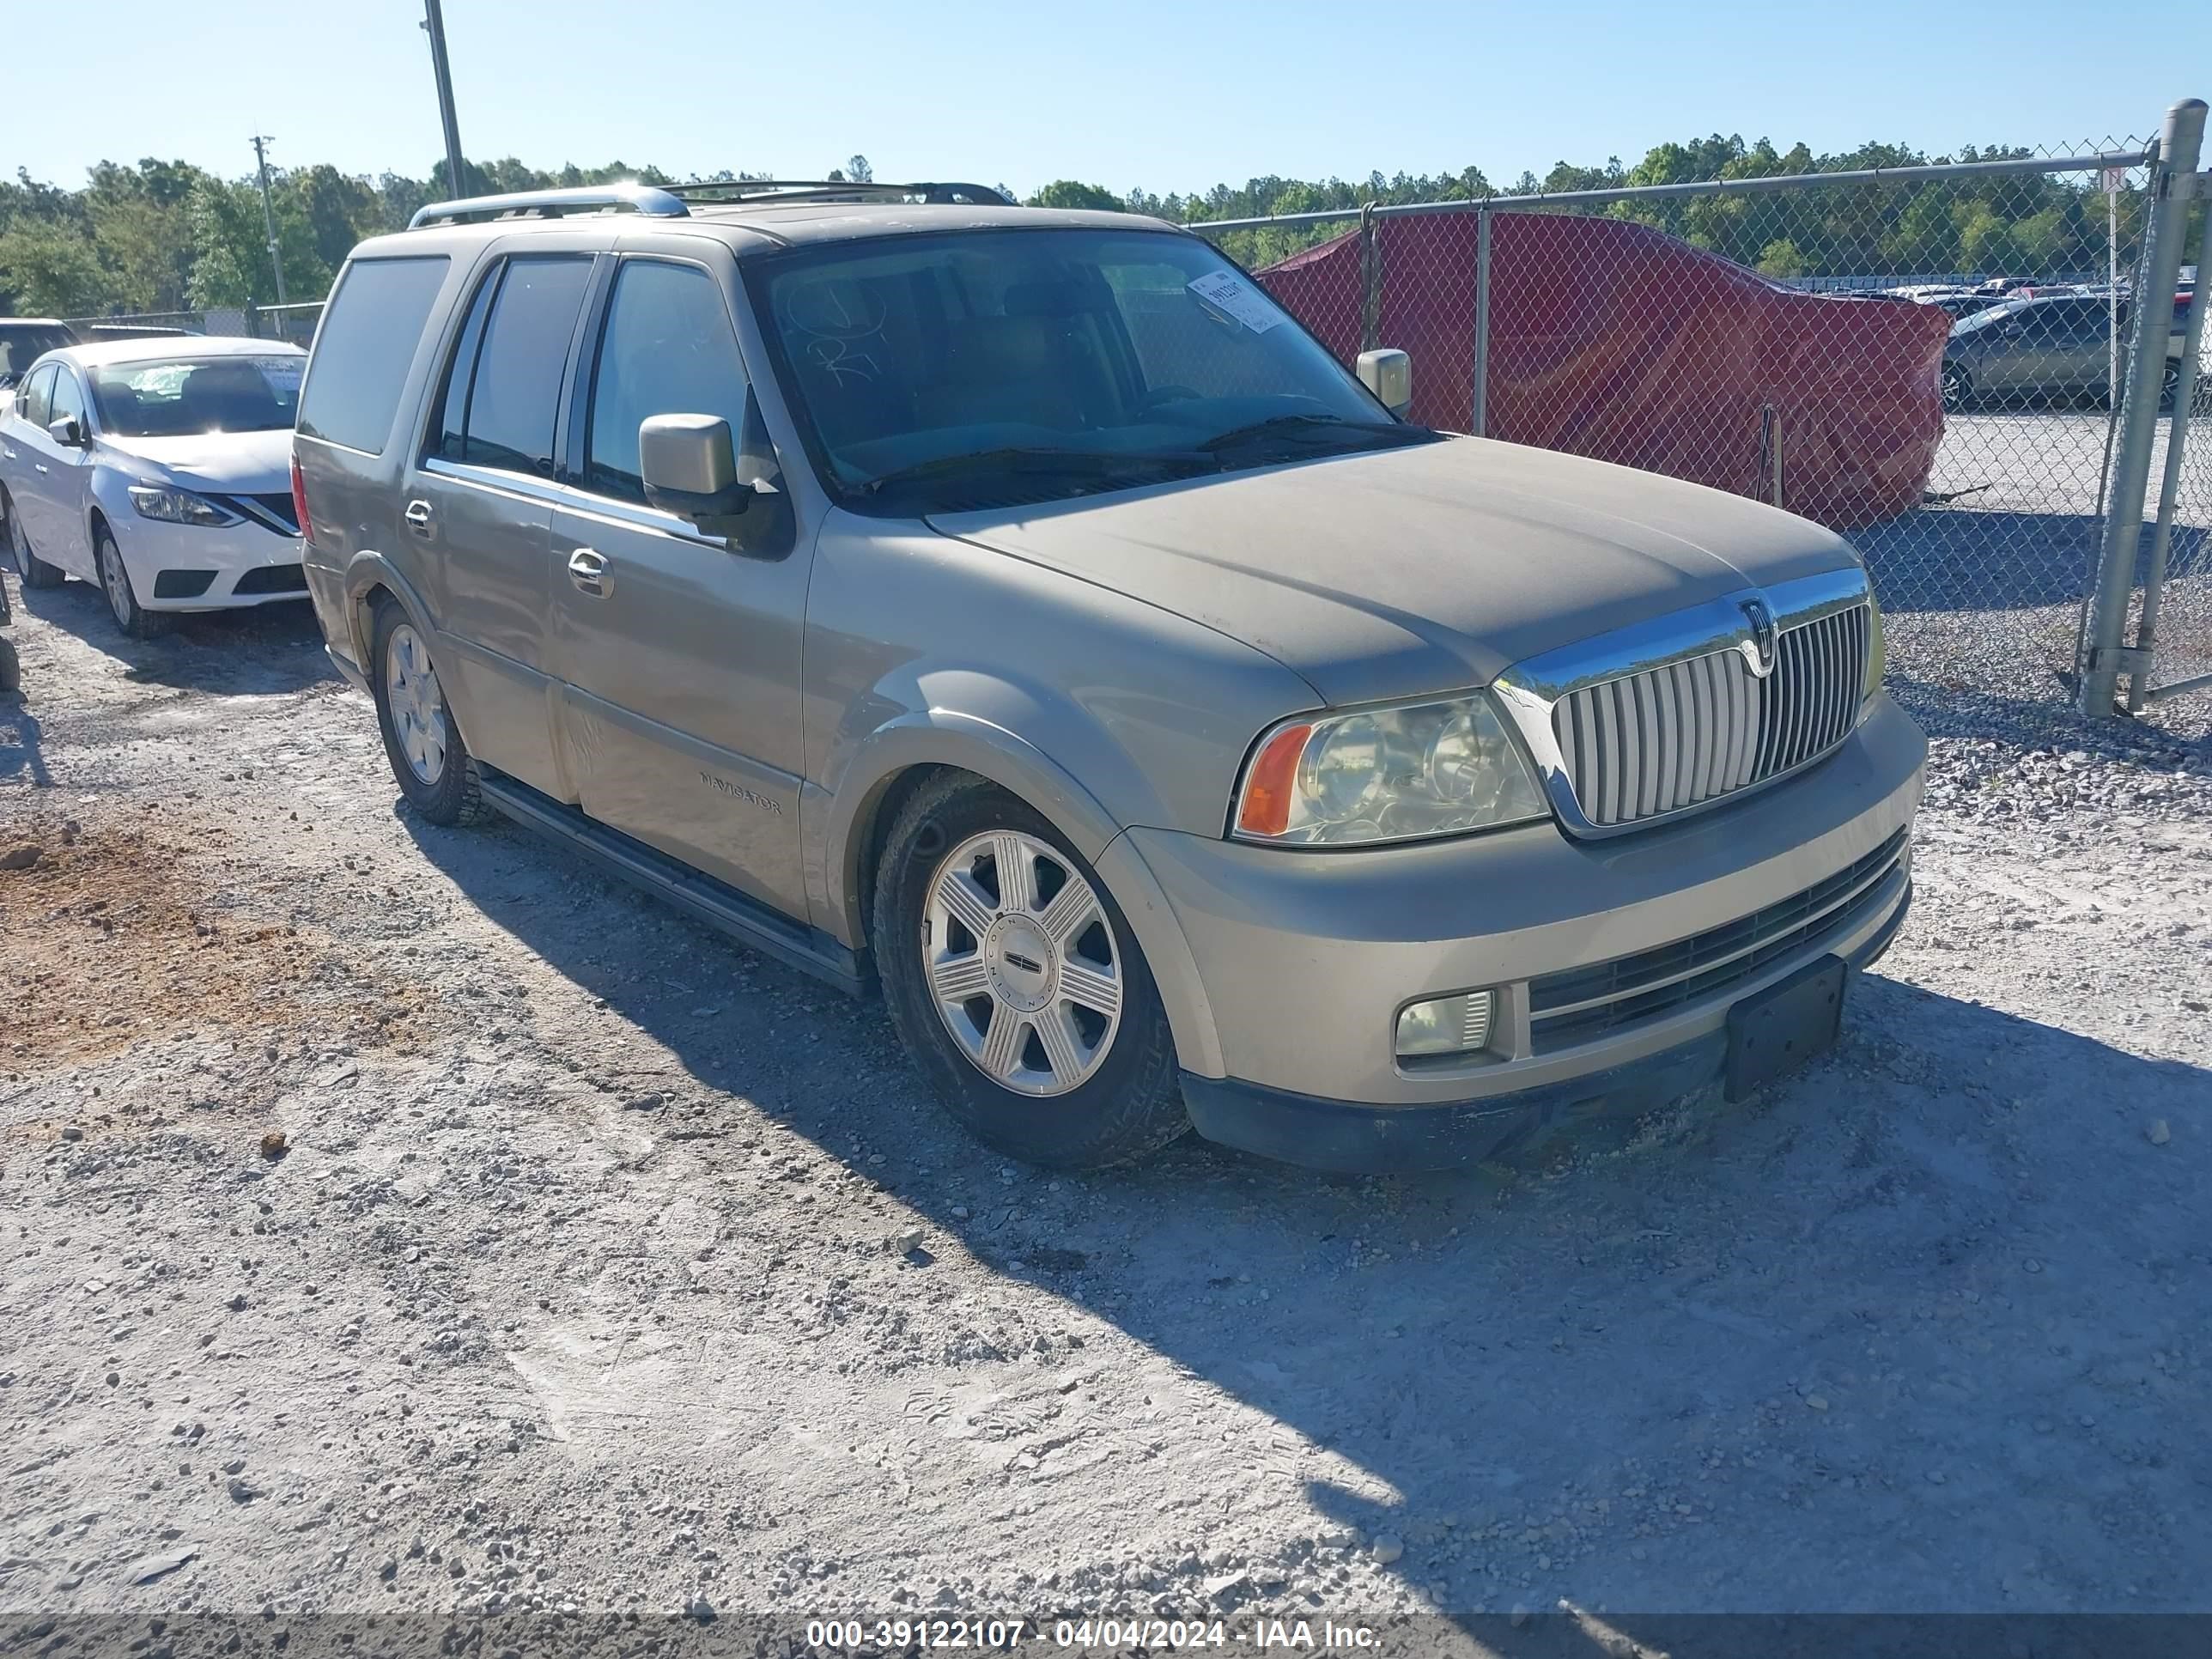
[0,372,18,393]
[47,416,85,447]
[640,414,752,520]
[1356,348,1413,418]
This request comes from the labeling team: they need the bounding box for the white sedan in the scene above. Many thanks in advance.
[0,337,308,637]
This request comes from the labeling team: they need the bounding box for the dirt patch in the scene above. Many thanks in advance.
[0,814,443,1067]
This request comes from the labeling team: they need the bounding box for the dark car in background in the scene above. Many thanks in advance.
[1942,292,2192,410]
[0,319,81,392]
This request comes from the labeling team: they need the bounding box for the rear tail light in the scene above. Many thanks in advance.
[289,453,311,541]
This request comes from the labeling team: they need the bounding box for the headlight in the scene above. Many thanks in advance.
[1863,592,1887,705]
[1231,694,1548,845]
[129,485,240,527]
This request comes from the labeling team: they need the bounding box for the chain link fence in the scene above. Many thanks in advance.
[61,302,325,347]
[1194,117,2212,729]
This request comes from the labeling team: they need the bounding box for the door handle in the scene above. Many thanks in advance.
[567,546,611,598]
[33,463,48,475]
[403,499,434,536]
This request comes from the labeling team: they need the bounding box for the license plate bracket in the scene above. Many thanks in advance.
[1724,955,1848,1101]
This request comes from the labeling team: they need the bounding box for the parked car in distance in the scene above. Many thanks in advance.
[1920,292,2017,323]
[1,337,309,636]
[296,180,1924,1173]
[0,319,80,392]
[1942,291,2193,410]
[80,322,198,344]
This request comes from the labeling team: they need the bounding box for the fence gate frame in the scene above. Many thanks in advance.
[2123,143,2212,711]
[2081,99,2206,715]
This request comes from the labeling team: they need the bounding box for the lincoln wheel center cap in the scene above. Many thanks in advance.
[983,915,1057,1013]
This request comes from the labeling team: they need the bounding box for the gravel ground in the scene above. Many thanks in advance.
[2,575,2209,1650]
[1864,406,2212,716]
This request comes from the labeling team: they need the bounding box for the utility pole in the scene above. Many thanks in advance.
[249,134,288,305]
[421,0,468,201]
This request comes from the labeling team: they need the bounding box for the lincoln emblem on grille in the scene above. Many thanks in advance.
[1739,596,1779,678]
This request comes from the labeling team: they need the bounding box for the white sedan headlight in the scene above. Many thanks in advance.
[129,484,240,527]
[1231,694,1549,846]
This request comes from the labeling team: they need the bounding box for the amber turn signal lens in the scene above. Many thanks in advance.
[1235,722,1313,838]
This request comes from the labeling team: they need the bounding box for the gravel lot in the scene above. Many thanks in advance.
[1,564,2209,1650]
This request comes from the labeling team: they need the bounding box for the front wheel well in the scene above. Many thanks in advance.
[851,763,952,951]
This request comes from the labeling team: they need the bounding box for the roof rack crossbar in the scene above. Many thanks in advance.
[661,179,1012,207]
[408,182,690,231]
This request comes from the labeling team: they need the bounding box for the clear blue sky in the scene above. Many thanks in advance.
[11,0,2209,197]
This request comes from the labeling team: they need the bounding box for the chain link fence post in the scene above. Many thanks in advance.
[1471,204,1492,436]
[1358,202,1379,352]
[2081,98,2206,715]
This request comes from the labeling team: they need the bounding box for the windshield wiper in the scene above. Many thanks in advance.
[1194,413,1438,455]
[857,446,1207,497]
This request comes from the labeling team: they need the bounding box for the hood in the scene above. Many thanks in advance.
[930,438,1862,708]
[99,428,295,494]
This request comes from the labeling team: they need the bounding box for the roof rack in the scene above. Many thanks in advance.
[662,179,1013,208]
[408,182,689,230]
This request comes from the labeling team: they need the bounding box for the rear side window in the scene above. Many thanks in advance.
[297,255,450,454]
[439,256,593,477]
[428,267,501,464]
[584,260,750,504]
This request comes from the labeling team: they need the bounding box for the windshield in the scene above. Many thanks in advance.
[88,354,303,437]
[0,325,75,377]
[747,228,1424,511]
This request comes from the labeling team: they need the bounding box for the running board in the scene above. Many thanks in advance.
[475,771,870,996]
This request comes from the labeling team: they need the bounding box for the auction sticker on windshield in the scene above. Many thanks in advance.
[1188,270,1282,333]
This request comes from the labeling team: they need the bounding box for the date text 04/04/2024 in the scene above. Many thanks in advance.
[804,1618,1381,1650]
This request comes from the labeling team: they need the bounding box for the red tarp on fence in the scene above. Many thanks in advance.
[1255,212,1953,529]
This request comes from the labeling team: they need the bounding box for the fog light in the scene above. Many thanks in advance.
[1395,990,1496,1058]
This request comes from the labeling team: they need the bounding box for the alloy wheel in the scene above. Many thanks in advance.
[922,829,1123,1097]
[100,538,133,628]
[385,622,449,785]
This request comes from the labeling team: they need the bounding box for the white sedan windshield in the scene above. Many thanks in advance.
[89,356,304,437]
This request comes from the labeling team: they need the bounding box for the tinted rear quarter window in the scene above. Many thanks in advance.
[298,255,451,453]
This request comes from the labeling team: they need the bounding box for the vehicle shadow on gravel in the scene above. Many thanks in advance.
[404,809,2211,1615]
[13,581,330,695]
[0,690,47,787]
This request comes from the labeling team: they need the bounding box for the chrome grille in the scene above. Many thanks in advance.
[1551,603,1869,830]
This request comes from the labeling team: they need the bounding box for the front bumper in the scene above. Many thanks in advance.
[1120,694,1925,1168]
[1180,883,1908,1171]
[113,514,307,611]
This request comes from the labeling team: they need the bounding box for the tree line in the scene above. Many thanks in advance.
[0,154,873,319]
[0,133,2164,319]
[1047,135,2157,283]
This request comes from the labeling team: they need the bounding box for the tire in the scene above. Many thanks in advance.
[873,773,1189,1170]
[3,489,65,590]
[94,522,173,639]
[368,595,489,826]
[1939,363,1973,413]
